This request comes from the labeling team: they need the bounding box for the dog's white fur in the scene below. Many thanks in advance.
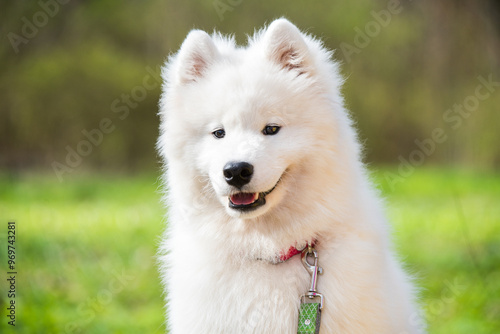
[158,19,424,334]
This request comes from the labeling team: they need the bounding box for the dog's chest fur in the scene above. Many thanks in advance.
[168,251,308,333]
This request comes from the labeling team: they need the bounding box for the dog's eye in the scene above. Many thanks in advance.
[212,128,226,139]
[262,125,281,136]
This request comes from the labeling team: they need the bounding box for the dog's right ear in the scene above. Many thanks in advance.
[175,30,219,85]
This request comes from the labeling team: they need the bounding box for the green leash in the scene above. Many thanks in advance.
[298,302,321,334]
[298,244,324,334]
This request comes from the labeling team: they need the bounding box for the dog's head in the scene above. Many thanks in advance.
[159,19,352,230]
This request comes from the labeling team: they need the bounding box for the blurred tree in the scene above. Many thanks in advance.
[0,0,499,174]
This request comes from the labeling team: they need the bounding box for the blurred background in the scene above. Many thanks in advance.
[0,0,499,333]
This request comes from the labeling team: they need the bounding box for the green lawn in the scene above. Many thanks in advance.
[0,168,499,333]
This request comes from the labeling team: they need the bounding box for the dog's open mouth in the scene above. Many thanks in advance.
[228,181,279,211]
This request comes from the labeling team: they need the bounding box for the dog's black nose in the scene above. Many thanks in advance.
[223,162,254,189]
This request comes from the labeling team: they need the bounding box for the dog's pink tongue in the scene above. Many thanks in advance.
[231,193,258,205]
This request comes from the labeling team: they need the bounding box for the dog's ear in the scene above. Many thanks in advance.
[176,30,219,84]
[263,19,311,74]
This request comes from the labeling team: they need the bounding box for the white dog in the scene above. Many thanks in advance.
[157,18,424,334]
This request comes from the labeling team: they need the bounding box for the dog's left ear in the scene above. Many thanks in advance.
[263,19,312,74]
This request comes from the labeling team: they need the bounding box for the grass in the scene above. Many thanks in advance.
[0,173,166,334]
[373,167,500,333]
[0,168,499,333]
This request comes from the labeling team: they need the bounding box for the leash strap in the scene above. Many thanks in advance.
[297,244,324,334]
[297,302,321,334]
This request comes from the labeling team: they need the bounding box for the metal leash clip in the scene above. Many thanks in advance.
[300,243,324,309]
[297,243,324,334]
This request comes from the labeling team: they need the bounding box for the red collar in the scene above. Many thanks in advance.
[279,240,316,262]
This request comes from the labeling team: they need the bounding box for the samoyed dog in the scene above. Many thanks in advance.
[157,18,423,334]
